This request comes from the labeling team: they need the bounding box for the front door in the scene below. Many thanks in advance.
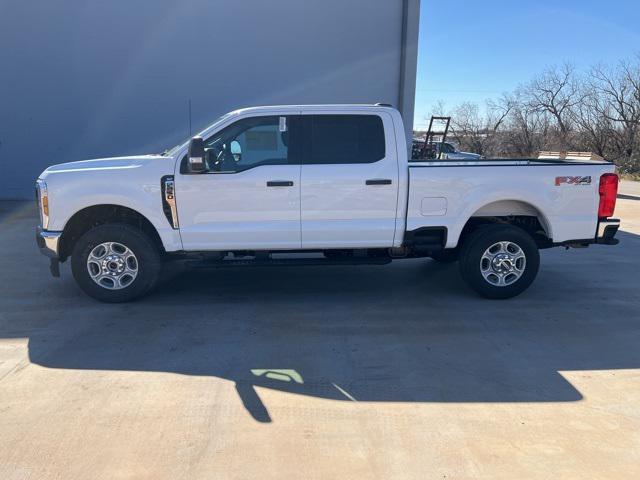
[176,115,301,251]
[300,112,399,248]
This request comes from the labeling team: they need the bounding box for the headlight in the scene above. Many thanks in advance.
[36,179,49,229]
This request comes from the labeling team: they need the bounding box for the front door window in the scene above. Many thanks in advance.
[203,116,291,173]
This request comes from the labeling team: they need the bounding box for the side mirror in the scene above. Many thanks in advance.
[230,140,242,162]
[187,136,206,172]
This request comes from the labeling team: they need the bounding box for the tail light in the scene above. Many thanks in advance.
[598,173,618,218]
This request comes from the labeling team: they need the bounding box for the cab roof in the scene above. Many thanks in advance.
[231,104,398,115]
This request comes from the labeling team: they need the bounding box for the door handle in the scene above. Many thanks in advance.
[366,179,392,185]
[266,180,294,187]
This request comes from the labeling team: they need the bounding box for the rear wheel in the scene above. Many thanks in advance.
[71,224,162,302]
[459,224,539,299]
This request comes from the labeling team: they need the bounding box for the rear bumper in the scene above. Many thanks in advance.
[554,218,620,248]
[596,218,620,245]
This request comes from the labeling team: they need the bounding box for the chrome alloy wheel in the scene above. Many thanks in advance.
[86,242,139,290]
[479,241,526,287]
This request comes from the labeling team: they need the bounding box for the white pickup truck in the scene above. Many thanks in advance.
[36,105,620,302]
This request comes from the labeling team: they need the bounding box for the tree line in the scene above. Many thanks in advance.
[421,56,640,175]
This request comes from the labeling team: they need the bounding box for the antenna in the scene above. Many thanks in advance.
[188,99,192,136]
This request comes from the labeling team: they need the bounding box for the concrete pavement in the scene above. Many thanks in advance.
[0,193,639,480]
[620,179,640,199]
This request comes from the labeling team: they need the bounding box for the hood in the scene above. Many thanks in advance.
[41,155,169,177]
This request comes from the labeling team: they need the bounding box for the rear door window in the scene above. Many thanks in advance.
[306,115,385,164]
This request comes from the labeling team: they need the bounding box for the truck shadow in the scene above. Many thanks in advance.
[19,231,640,423]
[3,203,638,422]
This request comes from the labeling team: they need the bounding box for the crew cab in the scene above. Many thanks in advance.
[36,105,620,302]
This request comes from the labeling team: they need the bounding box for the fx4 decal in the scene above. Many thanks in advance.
[555,176,592,186]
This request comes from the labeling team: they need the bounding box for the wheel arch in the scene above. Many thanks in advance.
[455,200,553,249]
[59,204,165,261]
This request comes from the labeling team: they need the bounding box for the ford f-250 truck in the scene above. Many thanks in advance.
[36,105,620,302]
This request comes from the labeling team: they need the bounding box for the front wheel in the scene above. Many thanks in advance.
[71,224,162,303]
[459,224,539,299]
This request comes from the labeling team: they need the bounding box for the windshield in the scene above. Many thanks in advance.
[161,112,235,156]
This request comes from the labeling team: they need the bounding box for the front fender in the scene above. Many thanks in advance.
[42,163,182,252]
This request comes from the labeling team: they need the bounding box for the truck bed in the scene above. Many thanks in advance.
[406,158,616,249]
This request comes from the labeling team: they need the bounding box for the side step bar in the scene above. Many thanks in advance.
[188,256,392,269]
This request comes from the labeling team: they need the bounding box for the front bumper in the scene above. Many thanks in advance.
[36,227,63,276]
[36,226,62,258]
[596,218,620,245]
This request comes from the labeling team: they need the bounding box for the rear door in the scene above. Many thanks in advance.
[300,112,399,248]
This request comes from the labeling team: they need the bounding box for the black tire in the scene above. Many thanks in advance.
[430,249,458,263]
[71,224,162,303]
[458,224,539,299]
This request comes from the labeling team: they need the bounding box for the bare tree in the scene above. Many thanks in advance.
[414,55,640,173]
[429,100,447,118]
[571,82,613,158]
[500,90,548,157]
[524,63,580,148]
[415,100,447,140]
[448,98,512,156]
[487,94,514,132]
[591,59,640,170]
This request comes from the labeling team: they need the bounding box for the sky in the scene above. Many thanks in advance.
[413,0,640,129]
